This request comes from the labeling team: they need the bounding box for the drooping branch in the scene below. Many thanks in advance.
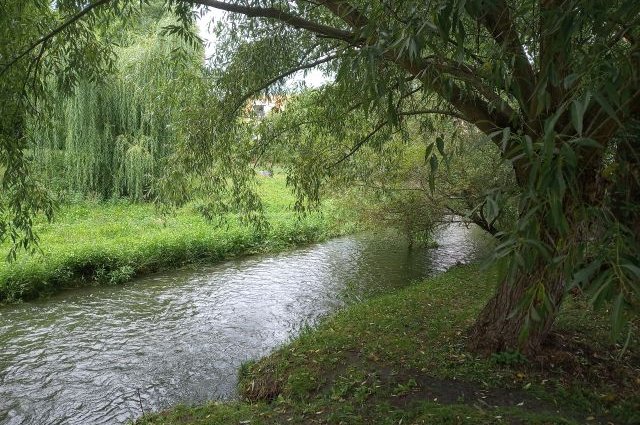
[231,53,339,113]
[4,0,521,139]
[398,109,465,120]
[467,0,536,113]
[314,2,517,137]
[416,69,515,136]
[194,1,517,143]
[330,108,467,168]
[0,0,113,75]
[330,119,389,168]
[191,0,360,44]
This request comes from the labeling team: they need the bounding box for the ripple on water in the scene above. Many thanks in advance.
[0,222,492,425]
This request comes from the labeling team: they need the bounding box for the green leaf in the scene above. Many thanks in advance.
[563,73,578,89]
[501,127,511,152]
[530,306,541,322]
[588,271,613,310]
[543,106,565,139]
[570,138,602,149]
[428,154,439,193]
[424,142,434,164]
[436,136,445,156]
[560,143,577,168]
[621,263,640,279]
[592,92,622,126]
[570,92,591,136]
[485,196,499,222]
[570,101,583,135]
[523,135,533,158]
[430,154,439,174]
[570,260,601,287]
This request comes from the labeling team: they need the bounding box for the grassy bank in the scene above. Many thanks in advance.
[0,174,357,302]
[139,265,639,425]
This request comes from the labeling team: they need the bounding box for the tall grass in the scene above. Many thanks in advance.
[0,175,357,302]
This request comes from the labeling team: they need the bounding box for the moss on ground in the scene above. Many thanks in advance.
[138,265,639,425]
[0,174,357,302]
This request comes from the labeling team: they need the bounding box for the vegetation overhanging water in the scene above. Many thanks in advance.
[0,223,491,425]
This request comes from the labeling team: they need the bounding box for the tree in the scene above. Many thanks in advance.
[27,10,203,200]
[2,0,639,354]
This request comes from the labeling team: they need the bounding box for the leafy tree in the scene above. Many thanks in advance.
[260,91,516,244]
[27,11,203,200]
[2,0,639,354]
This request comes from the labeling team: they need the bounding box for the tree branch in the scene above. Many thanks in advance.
[315,1,517,137]
[232,53,338,112]
[317,0,370,28]
[467,0,536,114]
[399,109,465,120]
[0,0,113,75]
[330,120,389,168]
[192,0,359,44]
[330,108,466,169]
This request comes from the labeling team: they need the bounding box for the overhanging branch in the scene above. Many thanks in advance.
[232,53,338,112]
[330,120,389,168]
[315,1,518,137]
[329,108,465,168]
[192,0,359,44]
[467,0,535,114]
[0,0,113,75]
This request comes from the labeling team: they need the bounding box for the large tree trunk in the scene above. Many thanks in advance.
[467,266,566,355]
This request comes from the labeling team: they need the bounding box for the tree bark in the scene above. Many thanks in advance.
[467,266,566,355]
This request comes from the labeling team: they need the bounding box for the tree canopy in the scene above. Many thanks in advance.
[1,0,638,353]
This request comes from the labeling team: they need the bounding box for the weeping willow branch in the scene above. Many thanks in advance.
[399,109,465,120]
[232,53,339,113]
[330,120,389,168]
[191,0,360,43]
[330,108,466,168]
[0,0,113,75]
[28,19,202,201]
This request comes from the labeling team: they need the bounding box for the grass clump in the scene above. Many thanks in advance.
[138,265,639,425]
[0,174,357,302]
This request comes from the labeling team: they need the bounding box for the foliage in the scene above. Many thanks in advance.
[138,265,640,424]
[25,10,203,201]
[175,0,638,350]
[0,174,357,302]
[2,0,639,350]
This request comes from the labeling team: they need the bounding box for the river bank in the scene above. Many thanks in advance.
[0,223,492,424]
[139,265,639,425]
[0,175,356,302]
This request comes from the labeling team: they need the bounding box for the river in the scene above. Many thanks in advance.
[0,223,491,425]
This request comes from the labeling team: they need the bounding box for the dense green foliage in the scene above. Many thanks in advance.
[0,174,356,301]
[25,8,203,201]
[138,265,639,424]
[178,0,640,352]
[2,0,638,352]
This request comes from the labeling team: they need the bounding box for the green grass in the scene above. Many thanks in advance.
[138,265,639,425]
[0,174,358,302]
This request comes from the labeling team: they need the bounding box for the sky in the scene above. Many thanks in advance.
[195,7,328,88]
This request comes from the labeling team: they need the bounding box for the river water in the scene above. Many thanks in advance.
[0,223,491,425]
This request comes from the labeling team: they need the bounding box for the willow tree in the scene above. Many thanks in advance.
[185,0,640,354]
[2,0,639,353]
[26,11,203,200]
